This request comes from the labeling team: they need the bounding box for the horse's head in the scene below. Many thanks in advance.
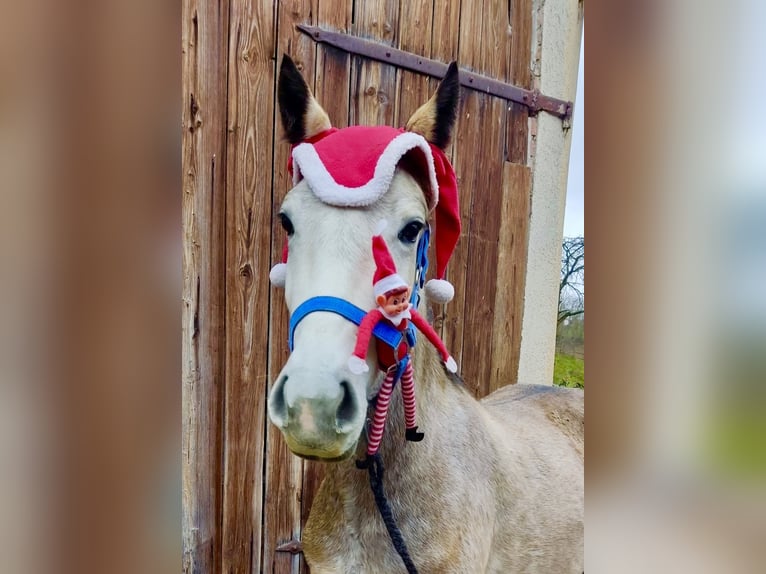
[267,55,460,461]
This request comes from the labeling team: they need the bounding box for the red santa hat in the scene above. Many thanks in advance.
[270,126,460,304]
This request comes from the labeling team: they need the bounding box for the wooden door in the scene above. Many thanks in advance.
[182,1,533,572]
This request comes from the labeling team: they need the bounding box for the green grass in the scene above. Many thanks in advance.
[554,353,584,389]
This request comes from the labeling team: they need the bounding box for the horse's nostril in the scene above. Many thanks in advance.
[335,380,357,432]
[269,374,288,428]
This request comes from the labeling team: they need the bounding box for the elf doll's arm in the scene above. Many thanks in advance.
[348,308,384,374]
[409,309,458,373]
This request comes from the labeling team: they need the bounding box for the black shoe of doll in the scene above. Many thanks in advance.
[405,427,425,442]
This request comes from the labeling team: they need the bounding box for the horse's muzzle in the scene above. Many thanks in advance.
[268,372,365,460]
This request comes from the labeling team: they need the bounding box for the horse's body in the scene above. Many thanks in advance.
[304,341,583,574]
[268,56,584,573]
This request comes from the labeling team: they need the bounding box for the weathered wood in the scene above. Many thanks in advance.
[490,162,531,391]
[459,95,507,398]
[393,0,433,127]
[507,0,532,164]
[349,0,399,127]
[221,1,275,572]
[264,4,320,573]
[314,1,353,128]
[181,0,229,571]
[442,0,484,389]
[459,0,514,397]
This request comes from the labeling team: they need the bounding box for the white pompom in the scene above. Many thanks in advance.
[269,263,287,287]
[424,279,454,304]
[373,219,388,236]
[445,356,458,373]
[348,355,369,374]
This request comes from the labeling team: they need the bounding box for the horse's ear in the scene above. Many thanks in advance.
[405,61,460,149]
[278,54,331,144]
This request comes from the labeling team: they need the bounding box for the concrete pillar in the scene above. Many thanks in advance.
[517,0,583,386]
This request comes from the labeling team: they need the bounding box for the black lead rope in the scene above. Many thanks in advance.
[366,453,419,574]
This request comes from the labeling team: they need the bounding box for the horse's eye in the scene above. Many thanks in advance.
[398,220,424,244]
[279,213,294,236]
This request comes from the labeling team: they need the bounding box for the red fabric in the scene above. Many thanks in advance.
[286,128,338,176]
[429,147,461,281]
[372,233,397,285]
[352,309,384,361]
[352,309,408,370]
[301,126,404,188]
[280,241,288,264]
[352,308,450,370]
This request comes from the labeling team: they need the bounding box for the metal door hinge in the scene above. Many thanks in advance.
[297,25,573,121]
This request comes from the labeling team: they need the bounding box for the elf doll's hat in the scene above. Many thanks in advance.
[269,126,460,304]
[370,221,408,298]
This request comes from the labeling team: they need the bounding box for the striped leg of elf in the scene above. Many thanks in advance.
[402,361,424,442]
[366,363,425,457]
[366,367,396,456]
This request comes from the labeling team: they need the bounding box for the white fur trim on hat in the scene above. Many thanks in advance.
[373,273,408,298]
[269,263,287,287]
[292,132,439,209]
[424,278,454,304]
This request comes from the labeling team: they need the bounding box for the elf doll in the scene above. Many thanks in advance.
[348,222,457,464]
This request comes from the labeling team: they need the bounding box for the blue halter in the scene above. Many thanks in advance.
[288,226,430,352]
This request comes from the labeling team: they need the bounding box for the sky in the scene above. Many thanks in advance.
[563,32,584,238]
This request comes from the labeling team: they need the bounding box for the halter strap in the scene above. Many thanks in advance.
[288,296,403,351]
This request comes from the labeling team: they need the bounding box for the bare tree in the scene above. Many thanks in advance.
[558,236,584,324]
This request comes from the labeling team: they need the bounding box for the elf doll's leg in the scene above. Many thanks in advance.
[366,366,396,456]
[401,362,424,442]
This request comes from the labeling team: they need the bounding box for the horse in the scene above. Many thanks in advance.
[267,55,584,574]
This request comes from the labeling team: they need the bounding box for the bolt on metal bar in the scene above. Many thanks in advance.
[296,24,573,121]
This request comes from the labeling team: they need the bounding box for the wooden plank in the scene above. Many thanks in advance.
[263,0,318,574]
[510,0,532,87]
[181,0,229,571]
[506,0,532,164]
[460,0,512,397]
[349,0,399,127]
[442,88,479,391]
[393,0,433,127]
[221,1,275,572]
[442,0,483,390]
[489,162,531,392]
[506,102,529,164]
[431,0,461,64]
[314,1,353,128]
[299,458,324,573]
[458,95,507,398]
[264,4,319,574]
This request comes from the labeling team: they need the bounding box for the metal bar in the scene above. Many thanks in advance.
[296,24,573,120]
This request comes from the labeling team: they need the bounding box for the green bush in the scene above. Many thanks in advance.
[554,353,584,389]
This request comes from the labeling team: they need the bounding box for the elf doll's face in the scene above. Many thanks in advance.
[377,288,411,315]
